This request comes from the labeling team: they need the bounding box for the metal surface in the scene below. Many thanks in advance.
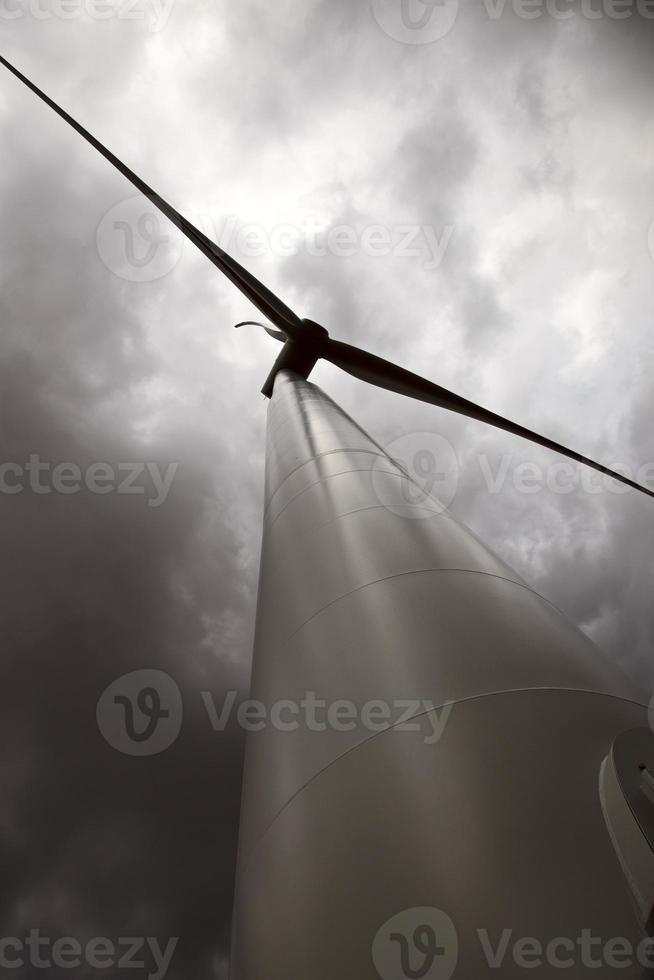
[601,729,654,925]
[231,371,651,978]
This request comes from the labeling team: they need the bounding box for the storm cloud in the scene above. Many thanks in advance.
[1,0,654,974]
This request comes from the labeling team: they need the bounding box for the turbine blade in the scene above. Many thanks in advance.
[0,53,302,337]
[324,339,654,499]
[234,321,287,343]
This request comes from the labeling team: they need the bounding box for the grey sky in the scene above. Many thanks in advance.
[1,1,654,974]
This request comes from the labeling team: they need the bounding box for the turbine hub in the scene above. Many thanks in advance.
[260,319,329,398]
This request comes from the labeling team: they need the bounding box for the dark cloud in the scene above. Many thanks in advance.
[1,0,654,973]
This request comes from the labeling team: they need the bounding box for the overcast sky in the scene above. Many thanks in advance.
[2,1,654,976]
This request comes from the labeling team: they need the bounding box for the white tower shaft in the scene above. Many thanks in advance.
[232,371,649,979]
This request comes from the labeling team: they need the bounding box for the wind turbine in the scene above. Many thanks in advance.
[2,53,653,980]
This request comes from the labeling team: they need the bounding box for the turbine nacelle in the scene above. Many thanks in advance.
[261,318,329,397]
[234,318,329,395]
